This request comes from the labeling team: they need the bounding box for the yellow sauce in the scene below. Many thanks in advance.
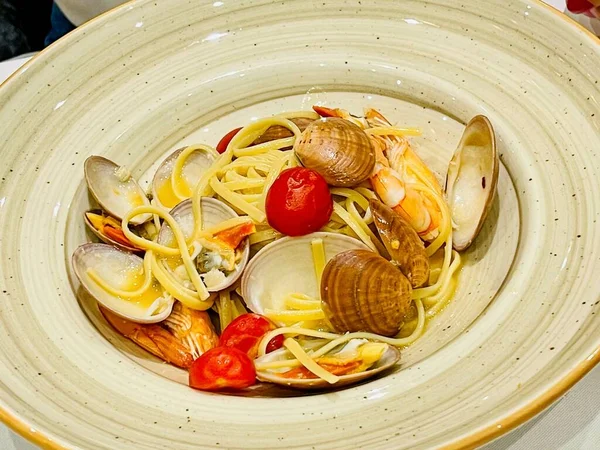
[116,270,163,309]
[124,281,164,309]
[155,177,190,208]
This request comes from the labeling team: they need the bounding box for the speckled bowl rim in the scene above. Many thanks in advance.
[1,1,599,449]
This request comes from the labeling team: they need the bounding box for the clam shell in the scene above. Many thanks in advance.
[255,344,400,390]
[445,115,499,251]
[84,156,151,225]
[293,118,375,187]
[241,232,369,319]
[151,147,216,209]
[321,249,412,336]
[157,198,250,292]
[84,210,141,253]
[370,199,429,288]
[72,243,173,323]
[252,117,314,145]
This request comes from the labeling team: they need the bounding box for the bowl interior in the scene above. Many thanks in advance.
[1,0,599,449]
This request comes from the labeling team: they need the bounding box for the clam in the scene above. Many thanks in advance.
[152,147,216,209]
[445,115,499,251]
[293,118,376,187]
[252,117,314,145]
[72,243,174,323]
[370,199,429,288]
[157,198,251,292]
[84,156,151,225]
[84,209,142,253]
[321,250,412,337]
[241,232,369,319]
[255,340,400,390]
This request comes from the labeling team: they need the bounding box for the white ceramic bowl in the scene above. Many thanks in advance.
[0,1,599,448]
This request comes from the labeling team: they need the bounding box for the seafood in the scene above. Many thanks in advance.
[255,339,400,389]
[370,199,429,288]
[252,117,314,145]
[152,146,216,209]
[84,210,141,253]
[445,115,498,251]
[72,243,174,323]
[293,118,375,187]
[101,302,218,369]
[156,198,253,292]
[320,249,413,336]
[365,108,444,241]
[73,105,488,393]
[240,232,369,323]
[84,156,151,225]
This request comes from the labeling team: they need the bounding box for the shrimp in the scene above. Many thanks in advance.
[101,301,218,369]
[364,108,444,241]
[311,104,444,241]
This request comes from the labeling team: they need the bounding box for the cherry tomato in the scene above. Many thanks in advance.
[265,167,333,236]
[189,347,256,391]
[219,313,283,359]
[216,127,242,154]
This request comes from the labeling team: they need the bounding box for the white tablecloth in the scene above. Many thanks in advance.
[1,2,599,448]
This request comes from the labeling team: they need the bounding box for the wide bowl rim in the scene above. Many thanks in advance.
[0,0,598,449]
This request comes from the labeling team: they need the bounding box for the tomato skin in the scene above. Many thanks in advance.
[189,347,256,391]
[216,127,242,154]
[219,313,283,359]
[265,168,333,237]
[265,334,284,354]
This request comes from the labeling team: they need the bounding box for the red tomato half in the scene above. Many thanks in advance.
[216,127,242,154]
[265,167,333,236]
[219,313,283,359]
[189,347,256,391]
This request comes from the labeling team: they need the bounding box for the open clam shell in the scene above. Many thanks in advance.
[84,156,151,225]
[240,232,370,319]
[72,243,173,323]
[157,198,250,292]
[255,343,400,390]
[445,115,499,251]
[84,210,141,253]
[151,147,216,210]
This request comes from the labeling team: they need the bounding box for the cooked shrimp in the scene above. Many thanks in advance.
[364,108,444,241]
[311,105,444,240]
[163,301,219,359]
[101,301,218,368]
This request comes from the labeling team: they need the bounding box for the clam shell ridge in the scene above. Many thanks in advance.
[293,117,375,187]
[370,199,430,288]
[241,232,370,319]
[320,249,412,337]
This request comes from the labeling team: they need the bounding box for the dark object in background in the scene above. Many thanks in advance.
[0,0,53,61]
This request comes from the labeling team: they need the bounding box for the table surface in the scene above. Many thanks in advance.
[2,1,599,449]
